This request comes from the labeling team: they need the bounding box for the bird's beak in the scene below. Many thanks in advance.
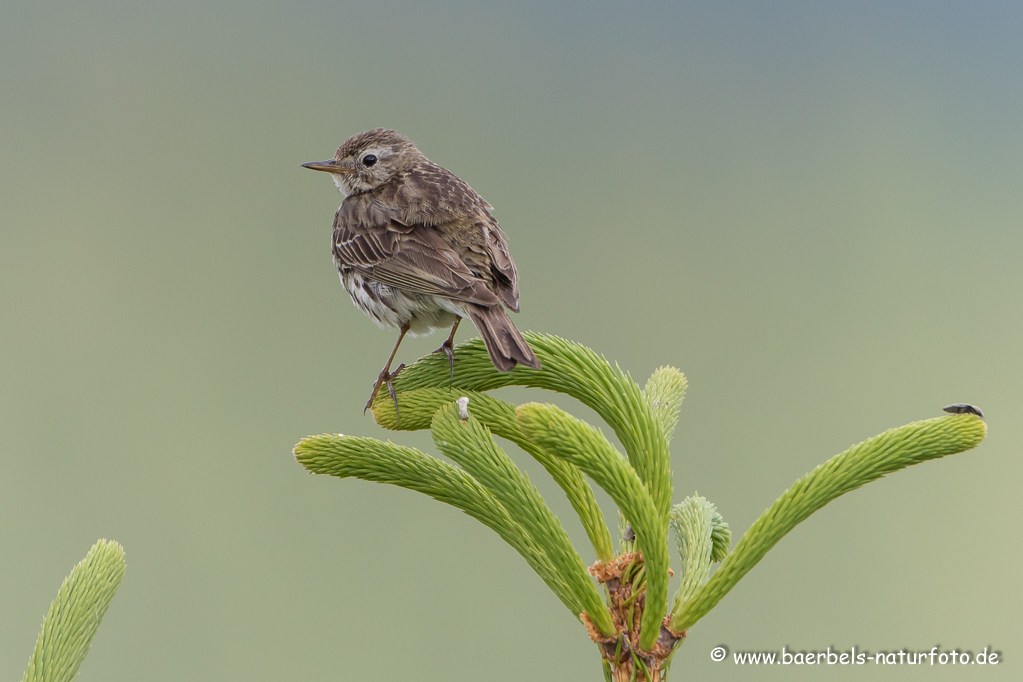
[301,159,354,174]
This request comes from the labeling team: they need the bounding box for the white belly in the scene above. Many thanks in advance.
[341,269,461,337]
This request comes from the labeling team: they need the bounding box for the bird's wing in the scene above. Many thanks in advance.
[483,220,521,312]
[333,205,500,306]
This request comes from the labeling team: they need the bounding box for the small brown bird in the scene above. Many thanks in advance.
[303,129,541,412]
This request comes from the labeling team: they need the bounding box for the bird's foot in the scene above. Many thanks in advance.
[432,339,456,386]
[364,363,406,418]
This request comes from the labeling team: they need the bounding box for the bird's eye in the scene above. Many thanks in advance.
[362,154,377,167]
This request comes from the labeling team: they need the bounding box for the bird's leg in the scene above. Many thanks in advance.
[432,317,461,385]
[366,323,410,417]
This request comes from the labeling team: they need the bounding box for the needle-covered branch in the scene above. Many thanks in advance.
[669,414,987,633]
[22,540,125,682]
[429,402,616,637]
[642,367,688,447]
[295,433,580,614]
[298,333,989,682]
[669,496,730,614]
[378,333,674,518]
[373,387,614,562]
[515,402,670,652]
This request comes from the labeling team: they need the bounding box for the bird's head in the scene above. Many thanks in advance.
[302,128,421,195]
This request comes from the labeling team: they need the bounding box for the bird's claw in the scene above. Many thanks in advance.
[365,363,406,418]
[433,339,456,386]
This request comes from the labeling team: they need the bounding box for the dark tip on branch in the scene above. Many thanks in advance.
[942,403,984,418]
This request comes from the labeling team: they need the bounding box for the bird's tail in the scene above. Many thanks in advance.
[465,304,542,372]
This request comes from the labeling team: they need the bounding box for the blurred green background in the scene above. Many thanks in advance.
[1,1,1020,679]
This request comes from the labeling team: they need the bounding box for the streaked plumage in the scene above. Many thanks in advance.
[303,129,540,412]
